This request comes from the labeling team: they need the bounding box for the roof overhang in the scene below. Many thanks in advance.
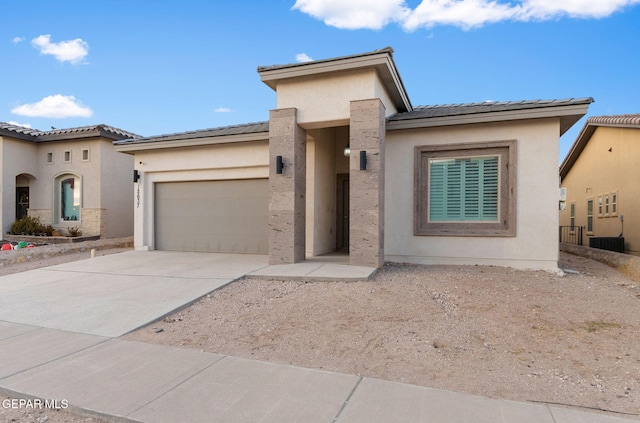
[560,114,640,179]
[114,124,269,153]
[387,100,592,135]
[258,48,412,113]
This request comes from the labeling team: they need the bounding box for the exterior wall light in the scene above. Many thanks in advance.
[360,150,367,171]
[343,144,350,157]
[276,155,285,174]
[133,169,141,183]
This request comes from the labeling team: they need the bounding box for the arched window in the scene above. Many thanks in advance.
[55,173,82,223]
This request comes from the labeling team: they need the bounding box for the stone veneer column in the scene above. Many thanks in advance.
[268,108,306,264]
[349,99,385,268]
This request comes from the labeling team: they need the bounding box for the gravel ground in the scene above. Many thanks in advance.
[2,249,639,421]
[124,252,640,420]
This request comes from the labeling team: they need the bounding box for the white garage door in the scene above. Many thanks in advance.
[154,179,268,253]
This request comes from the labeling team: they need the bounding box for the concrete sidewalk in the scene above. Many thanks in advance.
[0,323,636,423]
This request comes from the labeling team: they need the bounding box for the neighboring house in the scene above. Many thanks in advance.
[560,114,640,255]
[114,47,592,271]
[0,123,138,238]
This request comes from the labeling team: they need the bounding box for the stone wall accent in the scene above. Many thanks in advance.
[268,108,306,264]
[561,242,640,283]
[27,208,104,237]
[79,208,105,237]
[27,209,52,225]
[349,99,385,268]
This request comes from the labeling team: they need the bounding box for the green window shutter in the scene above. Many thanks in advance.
[429,156,499,222]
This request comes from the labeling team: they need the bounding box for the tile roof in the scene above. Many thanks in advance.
[560,113,640,178]
[113,121,269,146]
[115,98,594,148]
[0,122,140,141]
[586,113,640,127]
[388,98,594,122]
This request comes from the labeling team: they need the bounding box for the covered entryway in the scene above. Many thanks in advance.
[154,179,268,253]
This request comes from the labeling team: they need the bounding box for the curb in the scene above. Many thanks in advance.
[0,237,134,267]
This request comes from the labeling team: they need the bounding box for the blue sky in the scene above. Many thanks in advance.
[2,0,639,161]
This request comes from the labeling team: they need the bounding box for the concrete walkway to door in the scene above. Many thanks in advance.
[0,250,375,337]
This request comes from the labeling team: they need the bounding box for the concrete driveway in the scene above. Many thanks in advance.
[0,250,269,337]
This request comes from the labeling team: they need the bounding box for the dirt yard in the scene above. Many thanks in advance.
[124,252,640,420]
[1,249,639,421]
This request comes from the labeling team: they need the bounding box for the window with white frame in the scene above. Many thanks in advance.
[597,194,603,217]
[415,140,516,237]
[570,202,575,231]
[587,199,594,233]
[611,191,618,216]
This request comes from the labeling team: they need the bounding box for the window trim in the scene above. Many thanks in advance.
[53,172,82,224]
[610,190,618,217]
[597,194,603,217]
[414,140,516,237]
[570,202,576,232]
[586,198,594,233]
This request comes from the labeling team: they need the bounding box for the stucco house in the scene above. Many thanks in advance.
[114,48,592,271]
[0,123,137,238]
[560,114,640,255]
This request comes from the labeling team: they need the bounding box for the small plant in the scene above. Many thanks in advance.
[581,320,622,333]
[67,226,83,237]
[10,216,47,235]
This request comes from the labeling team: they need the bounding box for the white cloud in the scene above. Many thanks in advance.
[31,34,89,64]
[7,121,32,128]
[292,0,410,29]
[214,107,233,113]
[293,0,640,30]
[296,53,314,62]
[11,95,93,118]
[12,37,24,44]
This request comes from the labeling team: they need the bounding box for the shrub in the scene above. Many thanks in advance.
[10,216,47,235]
[67,226,83,237]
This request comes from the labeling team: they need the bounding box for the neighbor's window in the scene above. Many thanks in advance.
[587,199,594,233]
[570,202,575,230]
[597,195,603,217]
[82,149,90,161]
[46,152,53,164]
[611,191,618,216]
[54,174,81,223]
[604,194,610,215]
[415,140,516,237]
[64,150,72,163]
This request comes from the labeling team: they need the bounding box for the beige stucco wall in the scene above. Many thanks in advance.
[99,142,134,237]
[385,118,562,271]
[560,126,638,254]
[306,128,337,256]
[2,137,133,238]
[131,140,269,250]
[276,69,398,128]
[0,137,38,235]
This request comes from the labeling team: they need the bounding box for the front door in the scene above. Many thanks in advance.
[16,187,29,220]
[336,174,349,251]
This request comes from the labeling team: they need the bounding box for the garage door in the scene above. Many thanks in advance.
[154,179,268,253]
